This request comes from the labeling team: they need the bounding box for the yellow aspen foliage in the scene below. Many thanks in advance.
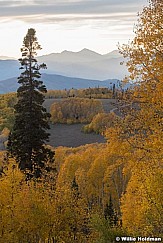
[50,98,104,124]
[0,93,17,131]
[55,141,128,225]
[0,159,57,242]
[0,160,25,242]
[83,112,120,134]
[117,1,163,236]
[121,162,163,236]
[54,180,90,242]
[45,87,112,99]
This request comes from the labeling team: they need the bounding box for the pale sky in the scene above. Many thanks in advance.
[0,0,147,58]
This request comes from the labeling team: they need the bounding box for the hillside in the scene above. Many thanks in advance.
[0,49,128,83]
[0,60,20,80]
[0,73,122,94]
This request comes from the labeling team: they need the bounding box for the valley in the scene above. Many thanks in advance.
[0,97,120,150]
[45,98,118,147]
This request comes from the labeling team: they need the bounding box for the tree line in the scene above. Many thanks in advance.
[50,98,104,124]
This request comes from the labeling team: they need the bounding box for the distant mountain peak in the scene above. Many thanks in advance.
[61,50,73,54]
[81,48,90,52]
[104,50,122,58]
[1,49,128,83]
[78,48,102,56]
[39,49,121,59]
[80,48,94,53]
[60,48,101,56]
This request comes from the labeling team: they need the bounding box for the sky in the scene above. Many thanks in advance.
[0,0,148,58]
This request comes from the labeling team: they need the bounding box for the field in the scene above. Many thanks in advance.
[47,123,105,147]
[0,98,120,149]
[44,98,119,147]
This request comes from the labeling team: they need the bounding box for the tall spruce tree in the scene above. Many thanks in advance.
[104,195,118,227]
[7,28,54,178]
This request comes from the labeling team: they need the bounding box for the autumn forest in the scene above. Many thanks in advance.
[0,0,162,242]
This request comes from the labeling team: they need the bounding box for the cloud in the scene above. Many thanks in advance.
[0,0,146,23]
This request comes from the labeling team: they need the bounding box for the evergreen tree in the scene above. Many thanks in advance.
[7,28,54,179]
[112,83,116,98]
[104,195,118,227]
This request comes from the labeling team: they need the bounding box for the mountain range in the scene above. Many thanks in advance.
[0,73,128,94]
[0,49,129,94]
[37,49,128,80]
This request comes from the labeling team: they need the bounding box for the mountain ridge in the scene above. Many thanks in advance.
[0,49,128,85]
[0,73,124,94]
